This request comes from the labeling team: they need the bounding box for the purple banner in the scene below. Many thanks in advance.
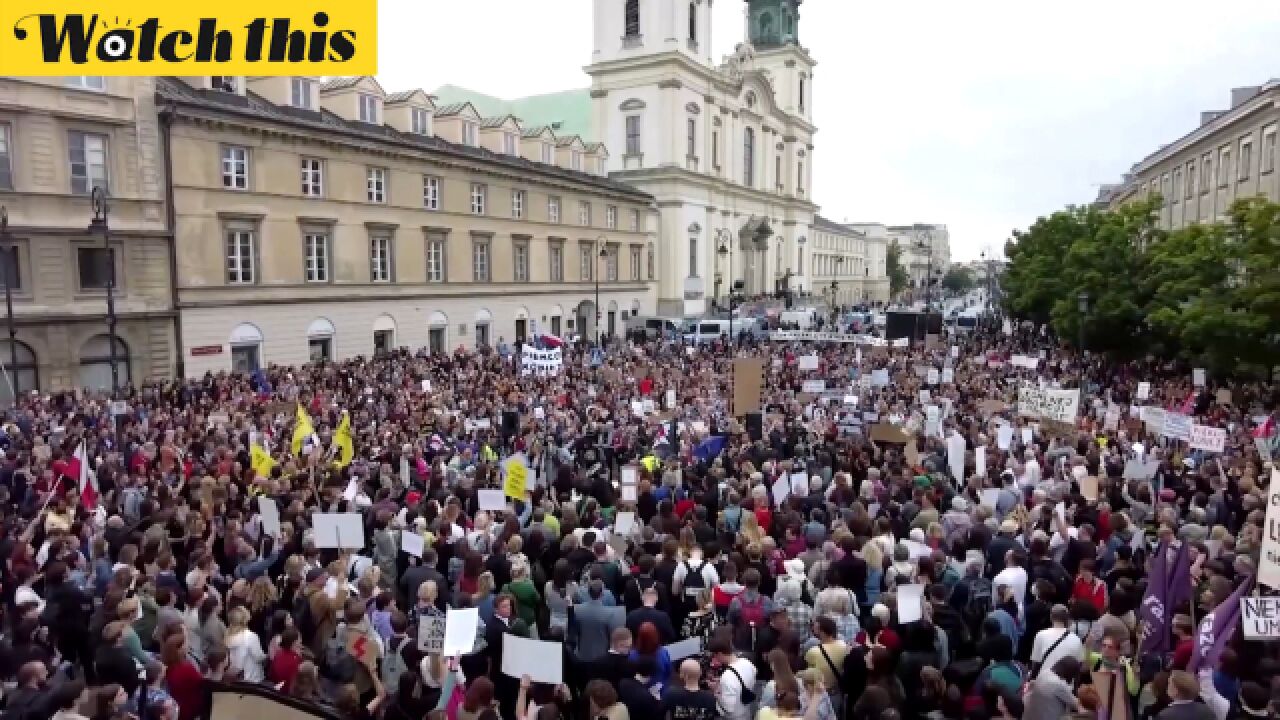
[1189,574,1255,674]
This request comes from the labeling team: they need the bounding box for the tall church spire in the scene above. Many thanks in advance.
[745,0,801,47]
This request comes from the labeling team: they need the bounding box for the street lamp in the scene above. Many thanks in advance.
[87,187,119,395]
[718,240,736,343]
[594,235,608,346]
[0,207,17,399]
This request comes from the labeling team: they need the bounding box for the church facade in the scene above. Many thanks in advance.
[587,0,819,317]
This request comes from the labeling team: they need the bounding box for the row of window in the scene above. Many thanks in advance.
[0,336,134,401]
[1146,125,1278,203]
[0,124,111,195]
[224,226,656,286]
[626,114,806,193]
[0,243,114,294]
[219,146,642,229]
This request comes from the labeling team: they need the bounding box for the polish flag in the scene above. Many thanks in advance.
[68,441,99,509]
[1253,415,1275,439]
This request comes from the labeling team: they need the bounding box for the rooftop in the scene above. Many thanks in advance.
[432,84,593,141]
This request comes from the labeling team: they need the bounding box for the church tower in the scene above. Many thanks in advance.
[745,0,802,47]
[592,0,715,66]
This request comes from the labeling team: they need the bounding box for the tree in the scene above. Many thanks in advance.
[941,266,975,293]
[1002,195,1280,377]
[886,242,910,298]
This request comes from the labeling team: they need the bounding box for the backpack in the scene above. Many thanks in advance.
[293,591,317,645]
[322,625,358,683]
[381,636,411,690]
[682,561,708,598]
[961,575,993,631]
[733,593,768,656]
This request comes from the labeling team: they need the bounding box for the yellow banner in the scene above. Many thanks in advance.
[503,457,527,500]
[0,0,377,75]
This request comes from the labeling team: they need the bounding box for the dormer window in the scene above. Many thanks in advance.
[411,107,432,135]
[358,93,380,124]
[210,77,238,93]
[290,78,316,110]
[503,132,518,155]
[571,150,582,171]
[541,143,553,164]
[463,121,478,146]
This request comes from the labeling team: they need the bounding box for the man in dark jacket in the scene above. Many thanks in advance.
[3,661,52,720]
[398,548,447,609]
[42,562,93,680]
[94,621,142,697]
[625,586,675,644]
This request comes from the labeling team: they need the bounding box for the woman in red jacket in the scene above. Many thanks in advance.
[162,634,205,720]
[1071,558,1108,615]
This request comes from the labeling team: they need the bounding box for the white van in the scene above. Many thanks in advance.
[682,318,733,344]
[780,308,819,330]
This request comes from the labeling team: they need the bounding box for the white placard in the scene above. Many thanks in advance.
[400,457,411,486]
[1189,424,1226,453]
[1103,407,1121,432]
[665,636,703,661]
[1021,427,1033,445]
[947,433,966,482]
[871,369,889,387]
[1017,384,1080,424]
[478,489,507,511]
[666,389,677,410]
[927,368,939,385]
[919,389,931,404]
[903,540,932,561]
[615,511,636,536]
[401,531,425,558]
[772,475,790,508]
[621,485,638,503]
[790,471,809,497]
[1242,597,1280,641]
[897,584,925,624]
[997,426,1014,450]
[501,635,563,685]
[342,479,360,501]
[975,446,987,477]
[1193,368,1206,387]
[980,488,1000,509]
[1161,412,1193,442]
[621,465,639,486]
[950,345,959,359]
[521,345,564,377]
[802,379,826,394]
[418,615,446,653]
[442,607,480,657]
[799,355,820,371]
[257,496,281,537]
[313,513,364,549]
[534,407,545,420]
[1136,382,1151,401]
[1260,468,1280,591]
[941,368,954,384]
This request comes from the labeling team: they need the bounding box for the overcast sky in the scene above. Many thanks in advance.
[377,1,1280,261]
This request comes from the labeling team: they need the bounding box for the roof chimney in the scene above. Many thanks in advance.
[1230,86,1260,108]
[1200,111,1223,126]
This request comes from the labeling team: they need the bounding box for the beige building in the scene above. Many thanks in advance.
[1100,80,1279,228]
[158,76,655,375]
[0,76,175,398]
[887,223,950,294]
[810,216,889,305]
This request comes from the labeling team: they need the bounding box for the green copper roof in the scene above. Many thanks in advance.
[431,84,594,141]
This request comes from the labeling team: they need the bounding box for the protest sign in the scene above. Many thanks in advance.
[946,433,965,482]
[1104,406,1121,432]
[257,497,280,537]
[478,489,506,511]
[313,513,364,549]
[927,367,939,385]
[871,369,889,387]
[401,531,425,558]
[941,368,954,384]
[799,355,820,371]
[503,455,529,499]
[1017,384,1080,423]
[897,584,925,623]
[732,357,765,415]
[997,426,1014,450]
[1188,424,1226,453]
[802,379,826,394]
[442,607,479,657]
[615,511,636,536]
[1193,368,1206,386]
[1161,412,1193,443]
[1260,468,1280,591]
[1242,597,1280,641]
[974,446,987,477]
[1136,382,1151,400]
[771,475,790,508]
[980,488,1000,509]
[501,635,563,684]
[665,637,703,661]
[418,615,446,653]
[520,345,563,376]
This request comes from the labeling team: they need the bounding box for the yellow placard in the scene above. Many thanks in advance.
[0,1,377,75]
[503,458,527,499]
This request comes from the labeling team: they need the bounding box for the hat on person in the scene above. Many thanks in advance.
[1000,518,1019,534]
[913,475,932,489]
[952,497,969,513]
[909,528,926,543]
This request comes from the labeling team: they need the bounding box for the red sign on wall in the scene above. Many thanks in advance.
[190,345,224,356]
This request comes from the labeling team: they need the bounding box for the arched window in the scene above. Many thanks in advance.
[743,127,755,187]
[688,2,697,43]
[624,0,641,38]
[0,339,38,403]
[78,334,129,390]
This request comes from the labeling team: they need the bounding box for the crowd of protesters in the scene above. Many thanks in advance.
[0,299,1277,720]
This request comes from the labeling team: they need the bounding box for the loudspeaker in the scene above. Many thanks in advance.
[746,411,763,442]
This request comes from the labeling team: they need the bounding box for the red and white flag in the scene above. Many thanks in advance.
[68,441,99,509]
